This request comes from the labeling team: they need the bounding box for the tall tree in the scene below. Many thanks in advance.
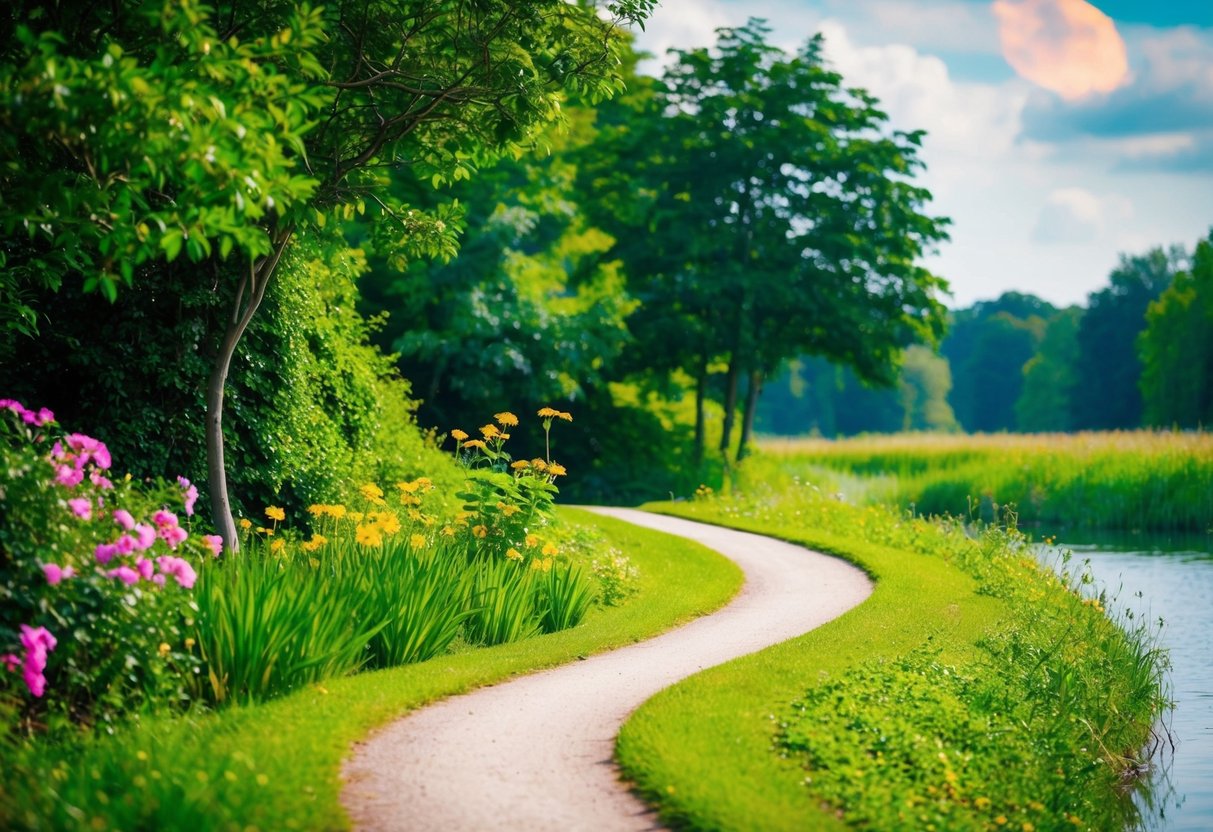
[1015,306,1083,432]
[1139,232,1213,428]
[585,20,950,461]
[1070,247,1183,430]
[1,0,655,547]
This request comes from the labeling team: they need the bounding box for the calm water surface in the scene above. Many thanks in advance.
[1042,531,1213,832]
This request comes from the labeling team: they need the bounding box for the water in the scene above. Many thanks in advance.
[1042,531,1213,832]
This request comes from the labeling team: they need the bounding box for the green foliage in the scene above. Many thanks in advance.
[1139,231,1213,428]
[464,559,542,647]
[1016,306,1083,432]
[538,563,597,633]
[0,405,211,732]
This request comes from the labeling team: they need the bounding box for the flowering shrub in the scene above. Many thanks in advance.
[0,401,214,731]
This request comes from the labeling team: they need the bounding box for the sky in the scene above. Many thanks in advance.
[629,0,1213,308]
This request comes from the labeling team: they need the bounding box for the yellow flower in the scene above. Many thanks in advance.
[995,816,1008,826]
[1022,824,1035,832]
[349,511,364,523]
[450,429,468,441]
[557,411,572,422]
[257,526,274,536]
[397,480,420,493]
[441,525,456,537]
[525,534,540,548]
[974,797,992,810]
[408,509,423,521]
[416,477,432,488]
[542,542,559,557]
[510,460,530,470]
[463,439,487,451]
[301,535,327,552]
[184,638,195,650]
[400,493,422,506]
[378,514,402,535]
[270,539,286,554]
[472,524,488,539]
[495,411,519,427]
[360,483,385,504]
[239,518,253,530]
[355,524,383,548]
[531,458,547,471]
[329,504,347,519]
[547,463,567,477]
[158,642,171,658]
[497,501,521,517]
[506,547,523,561]
[410,533,427,549]
[265,506,285,522]
[537,406,560,418]
[307,504,328,516]
[498,433,510,441]
[480,423,500,440]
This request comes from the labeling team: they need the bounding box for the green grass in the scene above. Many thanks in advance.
[758,431,1213,531]
[617,490,1168,831]
[1,508,742,831]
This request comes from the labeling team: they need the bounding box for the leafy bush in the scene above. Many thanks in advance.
[0,402,214,732]
[537,563,596,633]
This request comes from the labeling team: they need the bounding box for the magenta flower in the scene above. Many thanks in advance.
[153,509,178,529]
[1,653,19,673]
[161,525,188,549]
[41,563,75,585]
[107,566,140,585]
[90,471,114,490]
[202,534,223,557]
[67,498,92,520]
[156,556,197,589]
[113,509,136,530]
[115,534,136,555]
[95,542,119,564]
[55,464,84,487]
[178,477,199,517]
[152,574,167,587]
[133,523,156,550]
[19,625,57,698]
[135,558,154,580]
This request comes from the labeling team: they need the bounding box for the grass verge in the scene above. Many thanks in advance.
[617,492,1167,831]
[1,507,742,831]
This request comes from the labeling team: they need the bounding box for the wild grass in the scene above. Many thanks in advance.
[758,431,1213,531]
[0,508,743,831]
[618,487,1169,831]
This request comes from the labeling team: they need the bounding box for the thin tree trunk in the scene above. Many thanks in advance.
[736,368,763,461]
[206,229,293,553]
[693,360,707,465]
[719,358,739,453]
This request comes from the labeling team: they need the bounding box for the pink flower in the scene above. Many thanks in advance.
[41,563,75,585]
[160,525,188,549]
[65,434,111,470]
[90,471,114,490]
[113,509,136,530]
[156,556,197,589]
[133,524,156,550]
[202,534,223,557]
[95,542,119,564]
[107,566,140,585]
[2,653,20,672]
[178,477,199,517]
[19,625,57,698]
[36,407,54,425]
[55,464,84,487]
[67,498,92,520]
[115,535,136,555]
[135,558,154,580]
[152,574,166,587]
[153,510,178,529]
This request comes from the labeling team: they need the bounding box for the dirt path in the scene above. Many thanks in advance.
[341,507,873,831]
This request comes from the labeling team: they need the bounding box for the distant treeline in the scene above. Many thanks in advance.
[758,233,1213,436]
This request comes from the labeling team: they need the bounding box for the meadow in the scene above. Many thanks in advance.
[758,431,1213,531]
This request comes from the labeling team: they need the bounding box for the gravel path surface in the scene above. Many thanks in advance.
[341,507,873,831]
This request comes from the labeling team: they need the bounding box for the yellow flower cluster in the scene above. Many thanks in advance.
[265,506,285,522]
[308,504,348,519]
[537,407,573,422]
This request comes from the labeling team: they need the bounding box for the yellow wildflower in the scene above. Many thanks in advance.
[408,509,423,521]
[360,483,385,504]
[525,534,540,548]
[400,493,422,506]
[995,817,1007,826]
[557,411,572,422]
[158,642,171,658]
[239,518,252,530]
[265,506,285,522]
[307,504,328,517]
[498,433,510,441]
[537,406,560,418]
[397,480,420,493]
[410,533,427,549]
[378,514,402,535]
[349,511,363,523]
[506,547,523,561]
[531,458,547,471]
[510,460,530,470]
[463,439,487,451]
[441,525,456,537]
[450,429,469,441]
[416,477,432,488]
[547,463,567,477]
[480,423,500,440]
[495,411,519,427]
[1022,824,1035,832]
[329,504,347,520]
[301,535,327,552]
[472,524,488,539]
[542,542,559,557]
[184,638,195,650]
[355,524,383,548]
[497,501,521,517]
[974,797,992,810]
[270,539,285,554]
[256,527,274,536]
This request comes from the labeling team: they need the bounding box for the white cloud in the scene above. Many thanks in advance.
[1032,187,1132,243]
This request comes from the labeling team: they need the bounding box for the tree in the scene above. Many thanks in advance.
[1,0,655,547]
[1070,247,1183,430]
[1015,306,1083,432]
[898,345,958,432]
[584,19,950,461]
[1139,231,1213,428]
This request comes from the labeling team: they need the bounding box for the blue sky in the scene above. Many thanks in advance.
[632,0,1213,307]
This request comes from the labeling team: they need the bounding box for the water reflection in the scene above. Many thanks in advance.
[1037,531,1213,832]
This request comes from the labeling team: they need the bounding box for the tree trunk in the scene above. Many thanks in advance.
[719,357,739,453]
[693,360,707,465]
[206,230,293,553]
[736,368,763,461]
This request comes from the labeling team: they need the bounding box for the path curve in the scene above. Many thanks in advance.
[341,507,873,831]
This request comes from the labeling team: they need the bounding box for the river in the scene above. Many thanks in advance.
[1042,531,1213,832]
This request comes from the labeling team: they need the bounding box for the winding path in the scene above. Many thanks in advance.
[341,507,873,831]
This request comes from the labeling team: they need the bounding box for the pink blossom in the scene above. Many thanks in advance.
[202,534,223,557]
[113,509,136,530]
[153,509,178,529]
[133,524,156,550]
[67,498,92,520]
[156,556,197,589]
[55,464,84,487]
[41,563,75,585]
[107,566,140,585]
[178,477,199,516]
[19,625,57,698]
[36,407,54,425]
[1,653,18,673]
[90,471,114,490]
[94,542,119,564]
[115,535,136,555]
[152,574,167,587]
[160,525,188,549]
[135,558,154,580]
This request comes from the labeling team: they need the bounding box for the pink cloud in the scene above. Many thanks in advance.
[993,0,1130,100]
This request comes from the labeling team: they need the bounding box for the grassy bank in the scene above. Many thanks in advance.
[1,509,742,831]
[617,487,1168,831]
[758,431,1213,531]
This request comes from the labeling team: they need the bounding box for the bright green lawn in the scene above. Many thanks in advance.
[2,508,742,831]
